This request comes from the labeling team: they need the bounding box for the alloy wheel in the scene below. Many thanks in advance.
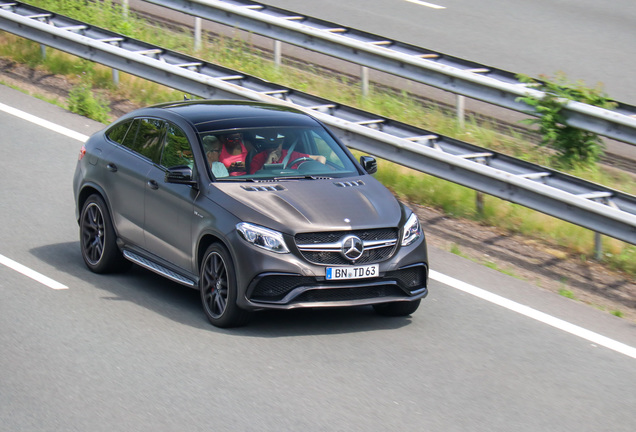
[82,202,105,266]
[201,251,228,318]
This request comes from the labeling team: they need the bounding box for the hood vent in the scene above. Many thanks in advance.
[334,180,365,188]
[241,185,285,192]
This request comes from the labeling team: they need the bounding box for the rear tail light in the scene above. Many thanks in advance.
[78,145,86,161]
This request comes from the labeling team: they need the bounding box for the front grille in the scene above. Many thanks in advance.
[300,248,392,265]
[295,228,398,265]
[296,228,396,244]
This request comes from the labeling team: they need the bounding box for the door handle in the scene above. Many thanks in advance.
[147,179,159,190]
[106,163,118,172]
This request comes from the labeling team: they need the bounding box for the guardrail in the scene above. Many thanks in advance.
[0,2,634,246]
[146,0,636,147]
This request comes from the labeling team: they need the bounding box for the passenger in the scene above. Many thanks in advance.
[249,133,326,174]
[202,135,229,178]
[218,132,248,176]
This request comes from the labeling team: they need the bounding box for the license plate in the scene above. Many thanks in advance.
[325,264,379,280]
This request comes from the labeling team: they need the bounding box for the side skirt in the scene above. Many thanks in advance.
[123,249,197,288]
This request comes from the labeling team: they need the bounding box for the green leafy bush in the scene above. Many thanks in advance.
[517,73,616,167]
[67,73,110,122]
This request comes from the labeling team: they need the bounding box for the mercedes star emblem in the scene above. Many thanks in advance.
[341,235,364,262]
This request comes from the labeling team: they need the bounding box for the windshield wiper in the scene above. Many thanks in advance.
[273,175,332,181]
[215,177,256,182]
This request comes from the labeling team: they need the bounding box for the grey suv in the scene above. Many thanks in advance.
[73,100,428,327]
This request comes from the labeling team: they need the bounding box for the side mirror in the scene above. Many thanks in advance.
[165,165,197,186]
[359,156,377,175]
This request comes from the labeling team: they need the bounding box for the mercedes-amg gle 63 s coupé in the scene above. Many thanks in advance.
[73,100,428,327]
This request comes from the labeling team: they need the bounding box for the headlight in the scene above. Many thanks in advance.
[236,222,289,253]
[401,213,422,246]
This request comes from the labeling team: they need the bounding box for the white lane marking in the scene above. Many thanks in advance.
[405,0,446,10]
[0,103,79,290]
[2,100,634,359]
[430,270,636,360]
[0,102,89,142]
[0,254,68,290]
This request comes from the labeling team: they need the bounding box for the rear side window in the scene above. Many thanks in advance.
[121,119,140,150]
[106,120,132,144]
[116,118,165,163]
[133,119,165,162]
[161,124,193,169]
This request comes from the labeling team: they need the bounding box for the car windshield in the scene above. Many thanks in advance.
[200,126,359,180]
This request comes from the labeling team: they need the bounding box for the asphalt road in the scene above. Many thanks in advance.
[257,0,636,105]
[1,86,635,431]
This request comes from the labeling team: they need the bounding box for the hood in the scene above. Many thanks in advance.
[210,177,403,234]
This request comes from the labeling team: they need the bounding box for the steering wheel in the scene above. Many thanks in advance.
[284,156,314,169]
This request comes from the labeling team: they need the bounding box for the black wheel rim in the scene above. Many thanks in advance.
[81,203,105,265]
[201,252,228,319]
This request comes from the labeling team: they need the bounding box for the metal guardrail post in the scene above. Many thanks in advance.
[475,190,485,216]
[361,66,369,98]
[595,232,603,260]
[457,95,466,129]
[274,40,282,68]
[473,155,487,215]
[194,17,202,51]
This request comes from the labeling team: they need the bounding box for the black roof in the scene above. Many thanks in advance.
[150,100,319,133]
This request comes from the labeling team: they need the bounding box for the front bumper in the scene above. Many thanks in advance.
[244,263,428,310]
[228,229,429,311]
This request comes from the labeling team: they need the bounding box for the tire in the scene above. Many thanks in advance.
[79,194,130,273]
[373,299,421,317]
[199,243,251,328]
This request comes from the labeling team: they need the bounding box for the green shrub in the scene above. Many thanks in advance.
[516,73,616,167]
[67,73,110,122]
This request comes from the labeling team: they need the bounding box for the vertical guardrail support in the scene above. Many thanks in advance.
[274,40,282,68]
[476,190,485,215]
[194,17,202,51]
[595,232,603,260]
[361,66,369,98]
[475,155,485,215]
[457,95,466,129]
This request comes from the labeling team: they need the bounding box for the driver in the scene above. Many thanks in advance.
[249,132,326,174]
[218,132,249,176]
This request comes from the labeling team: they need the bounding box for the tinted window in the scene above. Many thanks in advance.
[308,129,345,168]
[203,126,358,180]
[106,120,133,144]
[137,119,165,162]
[121,119,140,150]
[161,123,194,169]
[123,118,165,162]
